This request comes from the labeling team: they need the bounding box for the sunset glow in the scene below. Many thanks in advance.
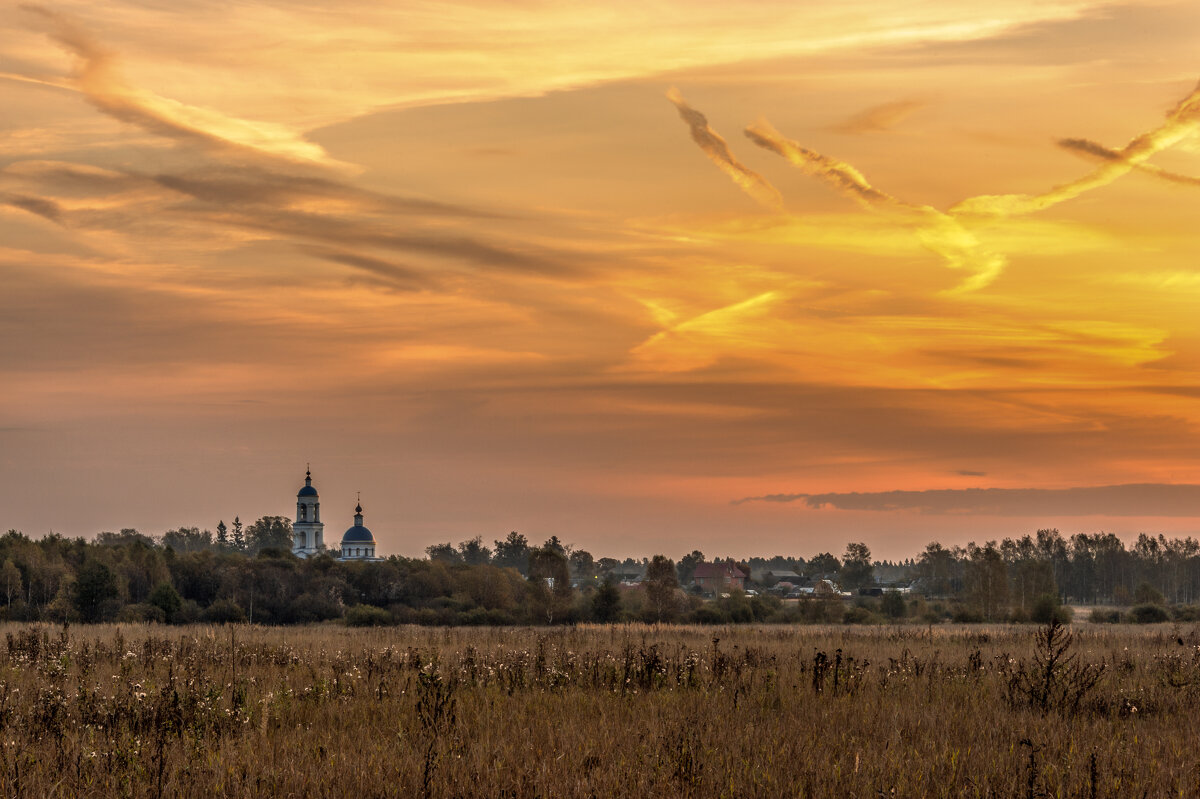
[4,1,1200,559]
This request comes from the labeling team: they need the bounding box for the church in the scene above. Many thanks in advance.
[291,468,381,560]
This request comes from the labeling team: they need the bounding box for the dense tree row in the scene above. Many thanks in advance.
[2,522,1200,625]
[913,529,1200,618]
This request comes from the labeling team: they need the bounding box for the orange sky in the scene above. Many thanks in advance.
[3,1,1200,561]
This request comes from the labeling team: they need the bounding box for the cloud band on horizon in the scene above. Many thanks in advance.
[732,483,1200,517]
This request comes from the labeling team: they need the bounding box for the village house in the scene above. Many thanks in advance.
[812,578,849,597]
[607,563,645,584]
[693,562,747,595]
[750,568,803,587]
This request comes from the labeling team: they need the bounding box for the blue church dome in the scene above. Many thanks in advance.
[341,502,376,544]
[342,524,375,543]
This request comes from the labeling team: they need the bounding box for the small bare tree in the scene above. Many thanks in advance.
[1005,619,1105,715]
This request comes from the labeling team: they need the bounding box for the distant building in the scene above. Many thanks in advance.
[290,469,381,561]
[292,468,324,558]
[693,562,746,594]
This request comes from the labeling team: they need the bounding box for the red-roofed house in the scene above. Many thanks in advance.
[693,562,747,594]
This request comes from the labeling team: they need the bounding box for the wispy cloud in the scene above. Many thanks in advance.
[741,119,1006,292]
[668,97,1003,291]
[146,168,492,218]
[629,291,783,371]
[2,12,590,284]
[832,99,925,134]
[22,4,347,169]
[1058,137,1200,187]
[670,80,1200,293]
[733,483,1200,516]
[0,160,569,277]
[0,192,62,222]
[952,81,1200,216]
[667,88,783,212]
[306,248,435,291]
[744,120,898,208]
[178,206,585,276]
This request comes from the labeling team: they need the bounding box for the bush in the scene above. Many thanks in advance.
[1088,608,1122,623]
[842,605,879,624]
[482,608,518,626]
[173,599,202,624]
[98,598,124,623]
[1030,593,1072,625]
[456,608,496,626]
[880,591,907,620]
[391,606,419,625]
[590,581,622,622]
[1134,582,1165,606]
[148,581,182,623]
[749,594,780,621]
[1129,603,1170,624]
[717,594,754,623]
[73,560,119,623]
[415,607,444,626]
[690,606,730,624]
[765,606,802,624]
[952,607,983,624]
[201,598,247,624]
[1,600,35,623]
[117,603,166,623]
[288,592,342,624]
[1172,605,1200,622]
[799,599,842,624]
[344,604,393,627]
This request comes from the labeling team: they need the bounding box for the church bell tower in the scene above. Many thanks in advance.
[292,466,324,558]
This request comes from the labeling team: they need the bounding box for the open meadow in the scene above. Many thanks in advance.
[2,621,1199,797]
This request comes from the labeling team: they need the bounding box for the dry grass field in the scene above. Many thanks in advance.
[1,621,1198,797]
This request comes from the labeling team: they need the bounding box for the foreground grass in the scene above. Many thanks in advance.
[2,622,1199,797]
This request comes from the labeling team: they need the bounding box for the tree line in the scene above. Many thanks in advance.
[1,522,1198,626]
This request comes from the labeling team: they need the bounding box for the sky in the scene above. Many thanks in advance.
[3,0,1200,561]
